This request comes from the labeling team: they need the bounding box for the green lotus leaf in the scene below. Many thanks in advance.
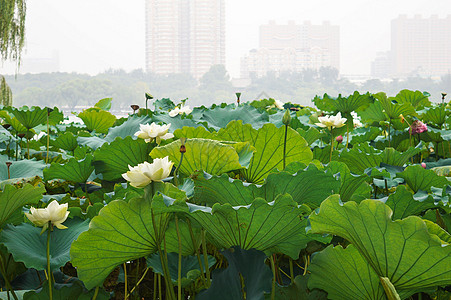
[0,218,89,271]
[173,126,217,139]
[358,99,387,124]
[47,107,64,126]
[70,195,169,290]
[146,253,216,287]
[93,136,153,181]
[198,104,270,130]
[150,138,243,176]
[78,109,116,134]
[43,155,95,183]
[153,98,175,111]
[94,98,112,111]
[76,135,107,150]
[423,209,451,234]
[263,275,328,300]
[0,110,28,132]
[49,131,78,152]
[11,106,48,130]
[196,247,272,300]
[151,113,202,131]
[0,156,47,180]
[163,218,201,256]
[309,244,387,300]
[193,164,339,208]
[105,115,152,141]
[296,127,320,146]
[385,185,438,219]
[423,219,451,244]
[313,91,372,114]
[396,165,450,193]
[339,143,421,174]
[422,106,447,128]
[0,184,45,229]
[185,194,311,259]
[218,121,313,184]
[377,93,417,119]
[394,90,431,109]
[309,196,451,293]
[326,161,371,203]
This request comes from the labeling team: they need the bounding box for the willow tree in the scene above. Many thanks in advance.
[0,0,26,105]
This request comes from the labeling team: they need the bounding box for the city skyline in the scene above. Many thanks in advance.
[1,0,451,78]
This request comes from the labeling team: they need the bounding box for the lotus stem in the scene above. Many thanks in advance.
[283,124,288,170]
[270,255,276,300]
[151,211,176,300]
[187,218,206,285]
[123,263,128,300]
[153,272,157,300]
[175,216,182,300]
[289,258,294,283]
[91,286,99,300]
[0,255,18,300]
[388,120,391,148]
[15,133,18,161]
[46,113,50,164]
[201,230,211,287]
[127,267,150,299]
[26,130,30,159]
[329,133,334,163]
[158,274,162,300]
[47,222,53,300]
[345,121,350,149]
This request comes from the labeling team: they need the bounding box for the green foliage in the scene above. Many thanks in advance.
[78,109,116,134]
[43,155,95,183]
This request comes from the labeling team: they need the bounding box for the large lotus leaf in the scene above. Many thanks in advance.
[422,106,447,128]
[193,165,339,208]
[185,194,311,259]
[0,218,89,271]
[377,93,417,119]
[76,135,107,150]
[0,156,47,180]
[104,115,152,141]
[94,98,112,111]
[198,104,270,130]
[173,126,217,139]
[151,113,202,131]
[196,247,272,300]
[396,165,450,193]
[0,184,45,229]
[358,99,387,124]
[393,90,431,109]
[384,185,439,219]
[70,195,169,290]
[348,127,381,145]
[218,121,313,184]
[339,144,421,174]
[296,127,320,146]
[153,98,175,111]
[49,131,78,152]
[163,217,201,256]
[146,253,216,287]
[11,106,48,129]
[93,136,153,181]
[314,91,372,114]
[150,138,243,176]
[0,110,28,133]
[263,275,328,300]
[78,109,116,134]
[43,155,94,183]
[326,161,371,203]
[309,196,451,292]
[308,244,388,300]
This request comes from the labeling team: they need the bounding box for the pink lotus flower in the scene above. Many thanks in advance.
[410,120,428,134]
[335,135,343,144]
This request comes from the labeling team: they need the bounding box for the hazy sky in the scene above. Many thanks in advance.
[1,0,450,77]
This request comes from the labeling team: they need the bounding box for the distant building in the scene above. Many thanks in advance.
[145,0,225,79]
[370,51,392,78]
[391,15,451,77]
[241,20,340,78]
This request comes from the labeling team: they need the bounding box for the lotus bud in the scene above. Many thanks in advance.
[421,162,426,169]
[282,110,292,126]
[336,135,343,144]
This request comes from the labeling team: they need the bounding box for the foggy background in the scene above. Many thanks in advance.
[1,0,451,111]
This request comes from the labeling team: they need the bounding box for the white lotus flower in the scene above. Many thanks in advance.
[25,200,69,232]
[122,157,174,188]
[274,100,284,110]
[354,119,363,128]
[169,105,193,117]
[134,123,174,144]
[315,112,347,130]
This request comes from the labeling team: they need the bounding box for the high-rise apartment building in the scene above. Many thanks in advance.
[241,20,340,78]
[391,15,451,77]
[145,0,225,79]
